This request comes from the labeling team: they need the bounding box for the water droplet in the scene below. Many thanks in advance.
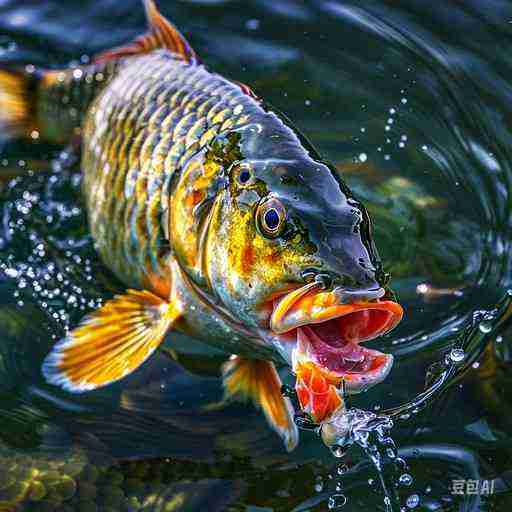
[449,348,465,363]
[331,445,348,458]
[281,384,295,398]
[337,464,348,475]
[472,361,480,369]
[328,494,347,509]
[245,18,260,30]
[394,457,408,471]
[399,473,413,486]
[496,335,503,343]
[359,153,367,163]
[335,482,343,491]
[479,321,492,333]
[406,494,420,508]
[368,478,375,485]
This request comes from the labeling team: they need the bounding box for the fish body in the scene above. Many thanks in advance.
[0,0,403,451]
[81,49,338,361]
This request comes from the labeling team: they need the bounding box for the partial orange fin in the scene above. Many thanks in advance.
[42,290,181,393]
[222,356,299,452]
[95,0,197,64]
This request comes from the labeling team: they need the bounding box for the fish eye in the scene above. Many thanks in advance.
[234,165,254,186]
[257,198,286,238]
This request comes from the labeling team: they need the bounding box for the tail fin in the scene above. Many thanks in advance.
[0,68,37,140]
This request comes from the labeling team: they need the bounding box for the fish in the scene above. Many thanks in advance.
[0,0,403,451]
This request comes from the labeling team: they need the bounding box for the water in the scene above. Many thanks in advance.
[1,0,512,510]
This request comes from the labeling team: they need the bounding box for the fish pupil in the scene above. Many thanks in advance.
[239,169,251,183]
[265,208,280,230]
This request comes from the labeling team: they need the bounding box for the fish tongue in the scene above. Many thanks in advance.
[302,324,365,360]
[294,325,368,376]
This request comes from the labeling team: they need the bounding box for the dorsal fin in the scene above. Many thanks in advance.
[94,0,198,64]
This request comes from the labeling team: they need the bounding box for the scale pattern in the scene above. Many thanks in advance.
[81,51,261,289]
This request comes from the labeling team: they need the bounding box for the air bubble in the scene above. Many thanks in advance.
[359,153,367,163]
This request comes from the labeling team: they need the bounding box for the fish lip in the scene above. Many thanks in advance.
[267,283,403,393]
[269,283,403,338]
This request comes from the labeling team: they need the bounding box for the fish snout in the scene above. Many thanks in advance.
[301,269,386,303]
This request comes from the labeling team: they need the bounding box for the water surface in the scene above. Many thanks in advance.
[1,0,512,510]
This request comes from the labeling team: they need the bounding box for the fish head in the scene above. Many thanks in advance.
[205,147,403,424]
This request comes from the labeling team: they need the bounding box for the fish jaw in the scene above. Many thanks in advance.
[266,284,403,423]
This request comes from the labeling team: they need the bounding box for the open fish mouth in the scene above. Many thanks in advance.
[269,281,403,422]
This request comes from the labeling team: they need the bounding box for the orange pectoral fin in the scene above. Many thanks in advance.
[222,356,299,452]
[42,289,181,393]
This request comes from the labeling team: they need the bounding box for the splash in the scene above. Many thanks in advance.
[316,408,405,511]
[291,291,512,510]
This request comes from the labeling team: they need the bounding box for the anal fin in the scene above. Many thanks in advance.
[222,356,299,452]
[42,289,181,393]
